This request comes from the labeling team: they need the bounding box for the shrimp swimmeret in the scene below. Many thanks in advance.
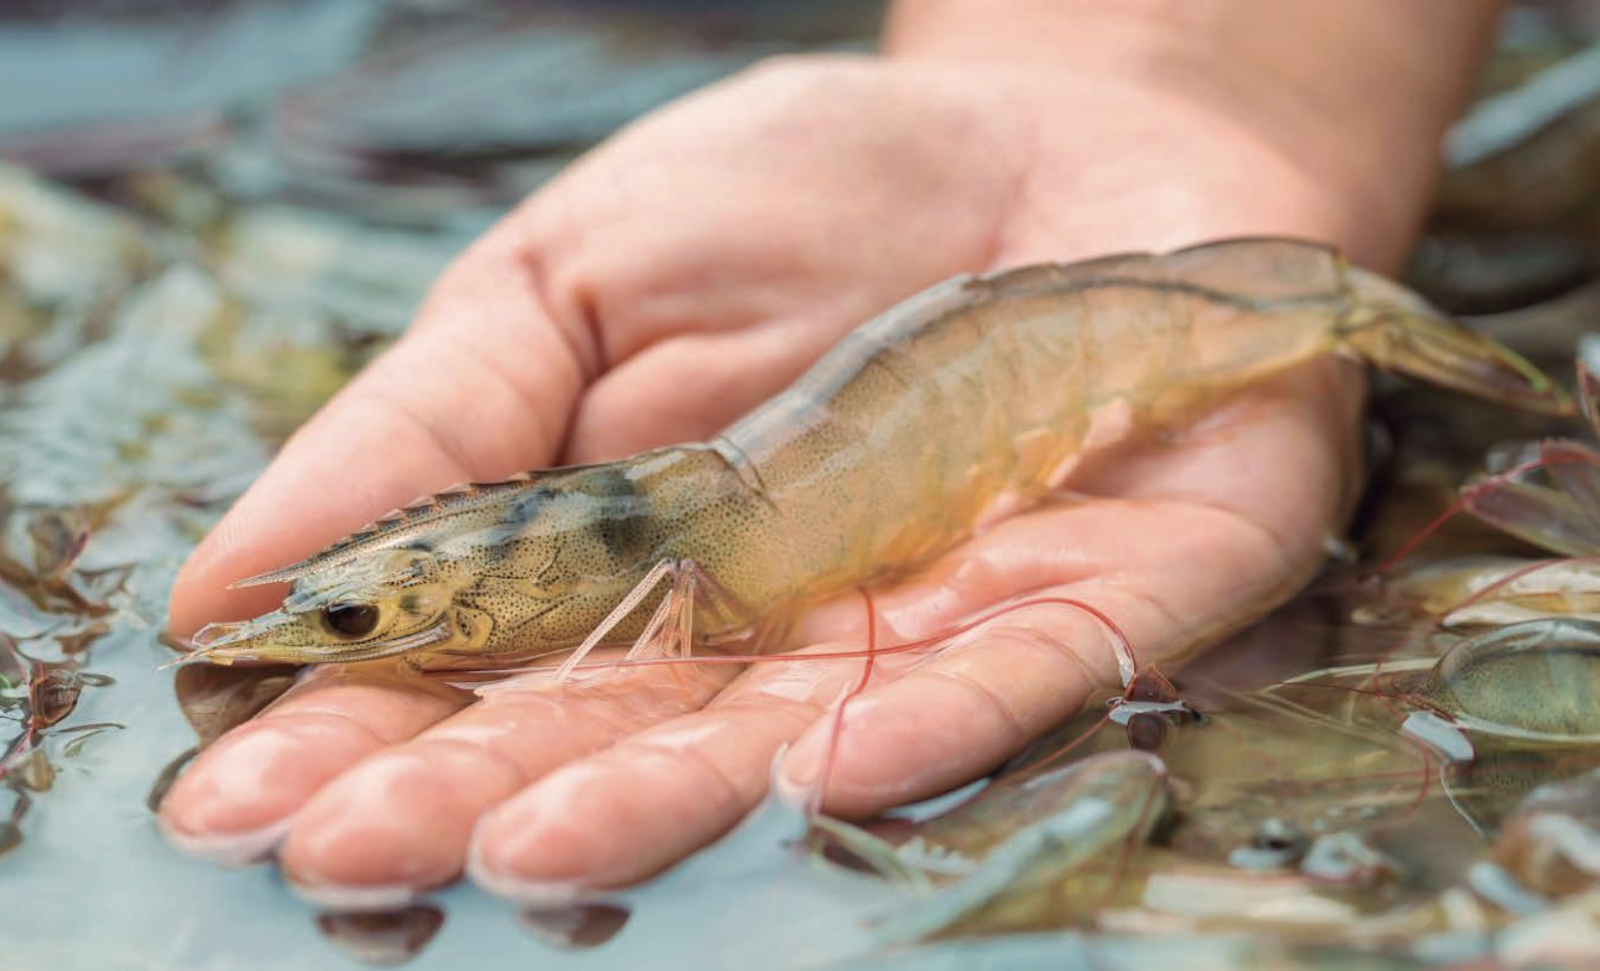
[176,238,1570,674]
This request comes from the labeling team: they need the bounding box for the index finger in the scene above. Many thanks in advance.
[168,215,595,636]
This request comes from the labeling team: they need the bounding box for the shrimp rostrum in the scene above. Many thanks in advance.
[180,238,1568,673]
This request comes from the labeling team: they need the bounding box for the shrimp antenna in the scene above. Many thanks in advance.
[807,588,880,818]
[1368,448,1583,578]
[157,641,218,671]
[539,594,1137,687]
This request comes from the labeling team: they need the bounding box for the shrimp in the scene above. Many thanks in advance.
[176,237,1569,672]
[1372,336,1600,627]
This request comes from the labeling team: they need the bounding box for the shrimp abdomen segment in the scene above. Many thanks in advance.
[722,238,1361,597]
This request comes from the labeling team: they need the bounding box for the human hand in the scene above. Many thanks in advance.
[158,2,1494,905]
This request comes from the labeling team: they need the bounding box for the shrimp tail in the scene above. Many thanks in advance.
[1339,266,1573,415]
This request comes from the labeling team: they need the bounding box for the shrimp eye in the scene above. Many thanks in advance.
[322,603,380,638]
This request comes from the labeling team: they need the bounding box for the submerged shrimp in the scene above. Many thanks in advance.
[177,237,1568,672]
[1373,337,1600,627]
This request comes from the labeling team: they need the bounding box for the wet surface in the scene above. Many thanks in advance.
[0,4,884,970]
[10,2,1600,970]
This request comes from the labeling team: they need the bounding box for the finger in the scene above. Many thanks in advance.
[168,214,596,636]
[460,538,1110,898]
[273,661,733,904]
[465,642,899,899]
[157,665,470,863]
[782,559,1239,816]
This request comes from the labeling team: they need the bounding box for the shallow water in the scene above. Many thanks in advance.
[0,5,897,970]
[9,3,1600,970]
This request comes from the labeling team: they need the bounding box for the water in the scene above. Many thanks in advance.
[0,5,894,969]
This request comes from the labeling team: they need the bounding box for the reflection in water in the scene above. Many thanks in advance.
[169,664,302,749]
[146,664,299,811]
[316,905,446,967]
[519,903,632,950]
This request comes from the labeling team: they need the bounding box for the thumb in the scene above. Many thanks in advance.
[168,220,595,637]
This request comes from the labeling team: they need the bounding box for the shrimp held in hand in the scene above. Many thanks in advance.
[176,238,1568,672]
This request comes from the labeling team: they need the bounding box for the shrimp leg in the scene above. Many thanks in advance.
[554,559,680,680]
[553,558,728,682]
[623,578,681,663]
[623,561,704,664]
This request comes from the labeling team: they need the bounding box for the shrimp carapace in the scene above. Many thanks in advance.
[178,238,1569,670]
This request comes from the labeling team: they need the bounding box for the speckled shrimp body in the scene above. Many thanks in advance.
[181,238,1567,672]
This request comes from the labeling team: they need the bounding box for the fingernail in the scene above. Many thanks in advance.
[289,878,424,911]
[776,739,824,800]
[158,814,292,867]
[469,861,595,906]
[769,742,818,810]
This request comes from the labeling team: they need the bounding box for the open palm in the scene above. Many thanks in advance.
[160,57,1375,904]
